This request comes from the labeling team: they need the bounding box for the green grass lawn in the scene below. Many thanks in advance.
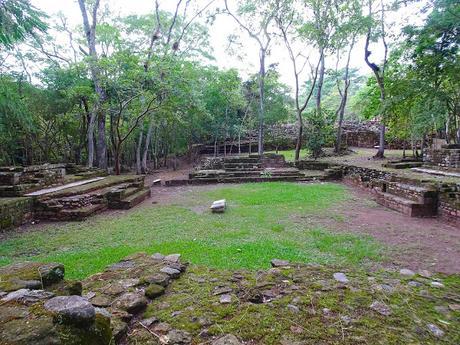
[266,149,310,161]
[0,182,382,279]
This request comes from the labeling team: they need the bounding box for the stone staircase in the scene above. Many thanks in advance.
[375,181,438,217]
[33,176,150,220]
[184,155,322,185]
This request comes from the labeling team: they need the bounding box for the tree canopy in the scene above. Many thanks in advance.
[0,0,458,169]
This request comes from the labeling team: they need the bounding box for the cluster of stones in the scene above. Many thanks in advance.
[1,255,458,344]
[82,252,187,343]
[0,253,187,344]
[0,261,110,345]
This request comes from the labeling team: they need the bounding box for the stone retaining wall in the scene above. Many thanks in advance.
[0,197,33,230]
[438,183,460,226]
[335,164,460,224]
[424,146,460,170]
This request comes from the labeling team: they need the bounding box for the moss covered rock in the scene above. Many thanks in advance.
[145,284,165,299]
[0,262,64,292]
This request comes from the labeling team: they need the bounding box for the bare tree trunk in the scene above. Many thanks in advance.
[258,50,266,156]
[238,131,241,155]
[316,52,325,115]
[87,117,96,168]
[78,0,107,169]
[335,39,354,154]
[114,146,121,175]
[295,111,303,162]
[97,112,107,169]
[142,119,154,174]
[136,128,143,174]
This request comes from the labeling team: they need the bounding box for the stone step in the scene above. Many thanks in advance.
[222,158,260,164]
[375,191,437,217]
[223,163,262,168]
[383,161,424,169]
[224,168,263,172]
[190,175,306,184]
[385,182,437,203]
[107,185,143,202]
[109,188,151,210]
[39,203,108,221]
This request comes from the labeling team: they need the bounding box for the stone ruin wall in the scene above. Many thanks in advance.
[197,121,410,155]
[438,183,460,226]
[0,163,107,230]
[0,198,33,230]
[424,146,460,171]
[318,162,460,225]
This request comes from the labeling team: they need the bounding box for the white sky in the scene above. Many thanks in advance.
[30,0,427,90]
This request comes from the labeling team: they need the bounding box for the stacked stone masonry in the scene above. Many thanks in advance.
[0,198,33,230]
[424,146,460,171]
[328,163,459,223]
[0,164,150,229]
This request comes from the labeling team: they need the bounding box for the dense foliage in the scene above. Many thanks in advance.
[0,0,458,169]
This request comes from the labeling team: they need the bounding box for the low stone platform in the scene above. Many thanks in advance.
[383,160,423,169]
[34,175,151,221]
[1,255,459,344]
[167,155,327,186]
[0,163,106,197]
[0,174,150,229]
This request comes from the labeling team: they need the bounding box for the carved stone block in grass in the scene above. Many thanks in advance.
[210,199,226,213]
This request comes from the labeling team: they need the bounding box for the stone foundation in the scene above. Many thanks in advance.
[302,161,460,223]
[438,183,460,226]
[0,197,33,230]
[424,145,460,171]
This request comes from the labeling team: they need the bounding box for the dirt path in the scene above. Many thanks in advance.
[294,183,460,274]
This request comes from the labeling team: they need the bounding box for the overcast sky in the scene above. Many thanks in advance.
[30,0,427,90]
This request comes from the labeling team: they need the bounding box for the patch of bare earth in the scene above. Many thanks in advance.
[295,183,460,274]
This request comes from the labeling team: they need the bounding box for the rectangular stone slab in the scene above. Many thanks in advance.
[25,177,106,196]
[210,199,226,213]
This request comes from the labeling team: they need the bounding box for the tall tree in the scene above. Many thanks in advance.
[225,0,275,156]
[275,0,322,162]
[77,0,107,169]
[364,0,390,158]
